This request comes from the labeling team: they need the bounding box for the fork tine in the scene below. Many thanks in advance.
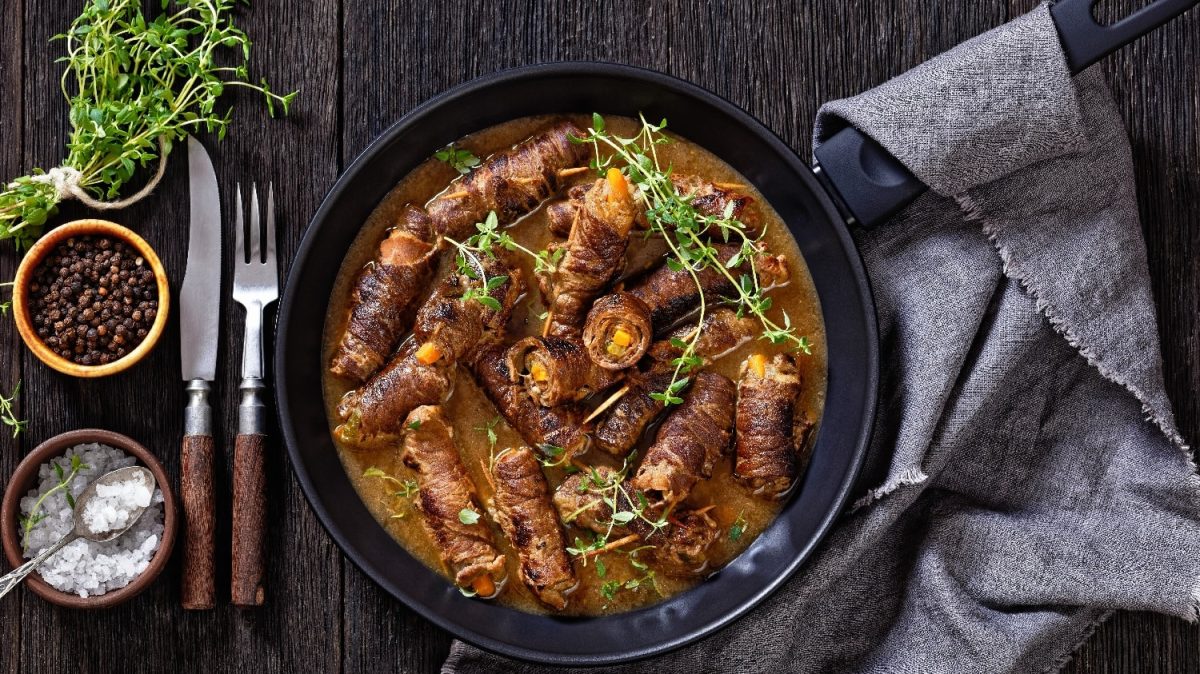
[235,183,245,265]
[249,182,261,264]
[265,182,276,268]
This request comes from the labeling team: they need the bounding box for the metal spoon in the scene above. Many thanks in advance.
[0,466,156,599]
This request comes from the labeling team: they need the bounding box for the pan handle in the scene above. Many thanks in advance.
[813,0,1197,228]
[1052,0,1199,73]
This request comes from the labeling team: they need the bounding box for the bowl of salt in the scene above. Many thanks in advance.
[1,429,177,608]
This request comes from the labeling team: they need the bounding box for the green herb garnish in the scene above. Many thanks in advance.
[21,454,87,550]
[363,466,418,519]
[434,145,481,175]
[729,510,747,542]
[562,453,668,566]
[594,546,660,605]
[0,0,296,250]
[0,380,26,437]
[458,507,481,525]
[571,114,812,405]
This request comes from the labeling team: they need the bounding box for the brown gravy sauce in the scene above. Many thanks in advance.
[321,115,827,615]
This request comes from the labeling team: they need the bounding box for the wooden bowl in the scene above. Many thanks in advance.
[1,429,177,608]
[11,219,171,377]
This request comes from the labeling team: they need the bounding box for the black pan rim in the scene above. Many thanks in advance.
[275,61,879,666]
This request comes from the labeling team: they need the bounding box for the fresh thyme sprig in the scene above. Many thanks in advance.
[0,0,296,249]
[563,456,669,565]
[476,415,504,470]
[0,381,26,438]
[444,211,563,313]
[0,281,12,315]
[433,145,481,175]
[363,466,418,520]
[571,114,812,406]
[598,546,660,603]
[20,454,87,549]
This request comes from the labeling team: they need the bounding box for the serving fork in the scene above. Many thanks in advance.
[231,182,277,607]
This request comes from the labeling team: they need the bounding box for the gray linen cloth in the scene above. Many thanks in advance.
[444,5,1200,672]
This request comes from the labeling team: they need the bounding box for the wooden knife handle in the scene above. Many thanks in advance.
[231,432,267,606]
[180,433,216,610]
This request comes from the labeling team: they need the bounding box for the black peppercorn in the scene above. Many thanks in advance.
[28,234,158,366]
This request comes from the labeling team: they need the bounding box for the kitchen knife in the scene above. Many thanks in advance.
[180,136,221,610]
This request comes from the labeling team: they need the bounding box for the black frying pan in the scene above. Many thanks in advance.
[275,0,1194,665]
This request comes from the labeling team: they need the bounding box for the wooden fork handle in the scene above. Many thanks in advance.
[231,378,268,606]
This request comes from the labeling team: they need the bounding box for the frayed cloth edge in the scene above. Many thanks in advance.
[1042,610,1114,674]
[851,465,929,511]
[957,193,1193,459]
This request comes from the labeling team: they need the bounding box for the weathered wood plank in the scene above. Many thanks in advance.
[0,0,24,670]
[12,0,342,671]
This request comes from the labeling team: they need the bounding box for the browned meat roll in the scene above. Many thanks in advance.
[489,446,578,609]
[591,368,675,458]
[547,174,748,238]
[333,340,453,449]
[552,467,623,533]
[542,170,637,338]
[411,252,524,366]
[401,406,506,596]
[630,371,736,509]
[734,353,814,498]
[645,308,759,365]
[581,292,654,370]
[644,508,719,577]
[552,472,718,578]
[507,336,623,408]
[626,243,789,335]
[544,184,589,238]
[334,256,523,450]
[329,205,436,383]
[593,309,755,457]
[469,344,590,457]
[670,174,758,233]
[426,121,590,241]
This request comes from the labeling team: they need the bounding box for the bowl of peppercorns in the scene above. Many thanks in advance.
[12,219,170,377]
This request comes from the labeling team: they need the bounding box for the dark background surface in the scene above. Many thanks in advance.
[1,1,1197,672]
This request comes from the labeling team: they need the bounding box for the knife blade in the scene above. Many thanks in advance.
[181,136,222,382]
[180,136,220,610]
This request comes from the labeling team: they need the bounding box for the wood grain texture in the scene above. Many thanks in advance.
[0,0,22,670]
[181,433,217,610]
[231,433,267,607]
[2,0,1197,672]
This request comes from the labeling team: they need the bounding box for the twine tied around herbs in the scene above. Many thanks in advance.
[16,137,169,211]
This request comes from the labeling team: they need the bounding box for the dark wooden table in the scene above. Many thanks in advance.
[1,1,1196,672]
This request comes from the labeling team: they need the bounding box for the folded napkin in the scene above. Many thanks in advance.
[444,4,1200,672]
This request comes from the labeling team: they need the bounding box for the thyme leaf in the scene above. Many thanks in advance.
[729,509,748,542]
[433,145,481,175]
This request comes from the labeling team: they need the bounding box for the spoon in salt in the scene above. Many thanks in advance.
[0,466,156,599]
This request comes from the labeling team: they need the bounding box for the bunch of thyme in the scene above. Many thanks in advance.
[0,0,296,250]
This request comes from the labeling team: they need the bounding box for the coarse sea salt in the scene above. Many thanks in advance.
[19,443,164,598]
[81,471,153,536]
